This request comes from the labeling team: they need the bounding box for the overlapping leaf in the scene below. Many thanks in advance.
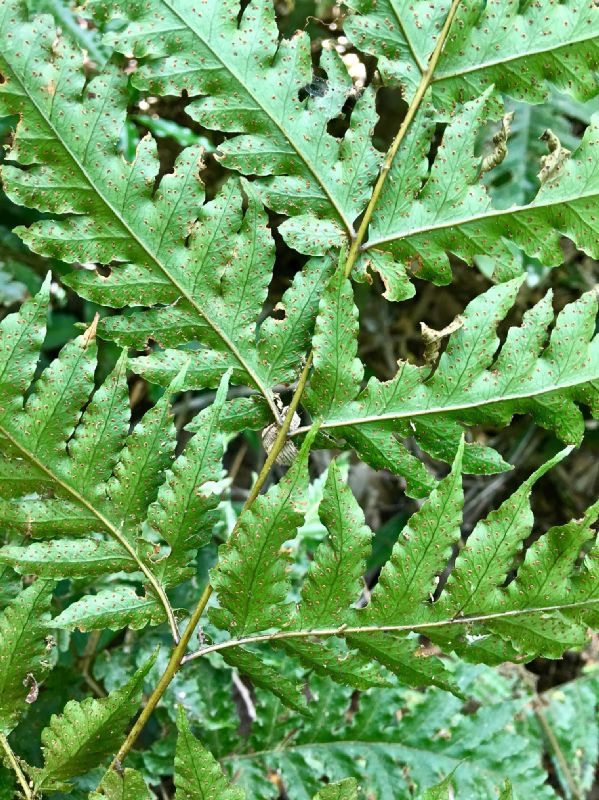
[225,670,559,799]
[175,704,361,800]
[357,94,599,293]
[345,0,599,108]
[206,442,598,687]
[37,654,155,792]
[0,0,327,409]
[0,282,230,633]
[86,0,381,248]
[302,270,599,494]
[0,581,54,735]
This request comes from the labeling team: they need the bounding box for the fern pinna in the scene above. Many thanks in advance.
[0,0,598,797]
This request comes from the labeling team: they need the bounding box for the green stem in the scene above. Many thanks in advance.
[106,0,461,772]
[0,734,34,800]
[343,0,462,279]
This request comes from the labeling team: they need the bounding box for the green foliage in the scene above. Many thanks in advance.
[90,769,152,800]
[222,666,575,799]
[37,654,155,792]
[0,0,598,797]
[0,581,54,734]
[174,707,244,800]
[345,0,599,108]
[305,271,599,495]
[85,0,382,247]
[358,95,599,291]
[0,281,230,634]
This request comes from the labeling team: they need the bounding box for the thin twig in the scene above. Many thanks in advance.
[0,734,34,800]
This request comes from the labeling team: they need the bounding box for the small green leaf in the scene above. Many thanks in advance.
[51,588,166,632]
[38,652,156,789]
[0,539,137,579]
[210,430,316,635]
[90,768,151,800]
[0,581,54,734]
[175,707,245,799]
[313,778,359,800]
[298,460,372,628]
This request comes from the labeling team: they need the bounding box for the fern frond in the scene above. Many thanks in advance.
[85,0,381,246]
[314,779,358,800]
[195,446,598,680]
[305,267,434,498]
[37,653,156,792]
[219,647,309,715]
[484,90,599,208]
[0,2,321,414]
[89,768,151,800]
[210,429,315,635]
[0,581,54,735]
[0,282,229,636]
[345,0,599,108]
[298,459,371,629]
[358,94,599,291]
[175,706,245,800]
[224,670,557,799]
[299,273,599,493]
[175,705,360,800]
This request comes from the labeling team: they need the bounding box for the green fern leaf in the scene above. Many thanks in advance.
[419,774,455,800]
[89,768,152,800]
[87,0,381,245]
[0,539,138,579]
[484,90,599,208]
[344,633,461,695]
[227,672,556,799]
[362,442,464,625]
[301,277,599,485]
[0,581,54,734]
[175,706,245,800]
[439,448,574,616]
[106,380,178,540]
[147,371,230,586]
[220,647,309,715]
[505,499,599,609]
[279,639,388,691]
[0,4,311,411]
[298,459,371,628]
[0,282,230,633]
[306,267,434,498]
[37,653,156,790]
[345,0,599,109]
[360,95,599,287]
[65,351,130,500]
[210,429,316,635]
[51,587,167,632]
[305,267,364,419]
[0,274,49,414]
[256,256,334,387]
